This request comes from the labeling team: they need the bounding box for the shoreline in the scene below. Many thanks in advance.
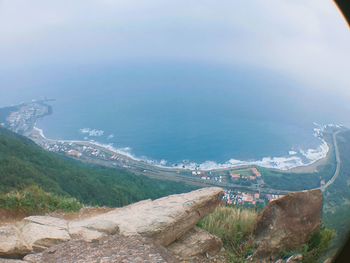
[32,124,334,174]
[1,99,337,175]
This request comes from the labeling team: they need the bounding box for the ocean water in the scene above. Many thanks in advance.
[0,63,343,169]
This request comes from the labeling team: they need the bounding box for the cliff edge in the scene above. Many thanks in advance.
[0,187,225,262]
[0,188,324,263]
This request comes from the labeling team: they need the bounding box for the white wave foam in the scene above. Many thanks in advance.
[152,123,332,171]
[35,123,336,172]
[107,134,114,140]
[300,140,329,163]
[80,128,104,137]
[92,143,140,161]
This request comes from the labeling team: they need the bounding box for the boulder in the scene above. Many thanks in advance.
[167,226,223,260]
[90,187,224,246]
[23,234,178,263]
[253,190,323,259]
[0,225,31,258]
[20,216,70,252]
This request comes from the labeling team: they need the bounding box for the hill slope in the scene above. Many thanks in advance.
[324,130,350,248]
[0,127,197,207]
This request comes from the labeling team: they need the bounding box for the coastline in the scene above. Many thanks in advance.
[1,99,338,175]
[287,142,332,174]
[3,99,344,194]
[31,124,334,174]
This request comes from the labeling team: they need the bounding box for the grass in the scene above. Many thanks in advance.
[0,185,83,215]
[198,206,258,262]
[302,227,336,263]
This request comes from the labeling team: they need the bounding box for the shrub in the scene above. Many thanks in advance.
[0,185,82,214]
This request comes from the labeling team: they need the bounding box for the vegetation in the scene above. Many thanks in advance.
[323,130,350,252]
[0,124,344,260]
[260,162,335,191]
[0,127,197,208]
[0,185,82,214]
[302,227,336,263]
[198,206,258,262]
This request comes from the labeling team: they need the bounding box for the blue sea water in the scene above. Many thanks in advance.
[1,62,344,167]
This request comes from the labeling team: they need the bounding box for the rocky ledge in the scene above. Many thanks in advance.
[0,187,225,262]
[0,188,323,263]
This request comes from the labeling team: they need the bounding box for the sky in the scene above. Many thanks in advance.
[0,0,350,98]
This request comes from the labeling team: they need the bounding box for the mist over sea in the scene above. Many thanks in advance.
[1,62,348,168]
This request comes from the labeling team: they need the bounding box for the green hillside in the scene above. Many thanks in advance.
[324,130,350,248]
[0,127,197,207]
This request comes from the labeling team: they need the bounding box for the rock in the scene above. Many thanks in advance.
[84,220,119,235]
[22,216,67,229]
[0,259,26,263]
[0,187,224,258]
[68,219,119,241]
[23,234,178,263]
[20,216,70,252]
[0,225,31,258]
[68,226,105,242]
[253,190,322,259]
[90,187,224,246]
[168,227,223,260]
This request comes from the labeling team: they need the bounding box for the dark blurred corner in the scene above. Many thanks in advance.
[334,0,350,26]
[334,242,350,263]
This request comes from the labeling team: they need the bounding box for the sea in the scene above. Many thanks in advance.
[1,62,347,170]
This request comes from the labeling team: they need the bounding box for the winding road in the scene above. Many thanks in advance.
[4,101,344,195]
[320,130,342,192]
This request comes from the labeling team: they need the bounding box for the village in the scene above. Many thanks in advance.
[31,131,286,208]
[222,189,284,207]
[1,101,288,209]
[4,101,51,135]
[189,166,283,206]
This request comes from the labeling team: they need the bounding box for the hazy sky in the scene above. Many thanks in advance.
[1,1,350,98]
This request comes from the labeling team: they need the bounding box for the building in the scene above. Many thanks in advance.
[230,173,241,180]
[67,149,82,158]
[251,167,262,177]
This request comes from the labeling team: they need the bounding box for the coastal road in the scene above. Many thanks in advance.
[139,130,344,194]
[297,129,342,193]
[26,106,343,195]
[32,126,342,195]
[154,129,344,194]
[4,101,344,196]
[78,153,294,195]
[129,130,344,194]
[320,130,342,191]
